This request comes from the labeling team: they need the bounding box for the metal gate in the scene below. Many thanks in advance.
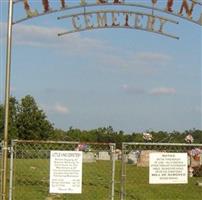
[121,142,202,200]
[9,140,116,200]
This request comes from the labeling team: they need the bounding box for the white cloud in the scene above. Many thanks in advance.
[135,52,171,63]
[0,22,108,52]
[90,50,172,72]
[121,84,146,95]
[42,103,70,115]
[54,103,69,114]
[121,84,177,96]
[11,23,109,53]
[149,87,177,96]
[0,22,172,71]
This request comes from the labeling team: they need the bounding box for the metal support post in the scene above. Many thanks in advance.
[9,144,14,200]
[120,143,126,200]
[110,144,115,200]
[2,0,13,199]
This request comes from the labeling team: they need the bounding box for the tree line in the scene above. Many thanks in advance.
[0,95,201,148]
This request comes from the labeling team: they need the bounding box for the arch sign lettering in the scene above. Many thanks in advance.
[13,0,202,39]
[1,0,202,199]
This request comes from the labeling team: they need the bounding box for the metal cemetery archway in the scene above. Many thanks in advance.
[2,0,202,199]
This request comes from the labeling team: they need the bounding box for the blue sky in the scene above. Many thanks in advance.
[0,0,201,133]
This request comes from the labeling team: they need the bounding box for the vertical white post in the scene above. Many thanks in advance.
[111,144,115,200]
[9,144,14,200]
[120,143,126,200]
[2,0,13,199]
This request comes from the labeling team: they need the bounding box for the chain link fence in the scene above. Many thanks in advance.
[10,140,116,200]
[4,141,202,200]
[121,143,202,200]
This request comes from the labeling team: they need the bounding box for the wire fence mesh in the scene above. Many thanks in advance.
[121,143,202,200]
[4,141,202,200]
[10,140,116,200]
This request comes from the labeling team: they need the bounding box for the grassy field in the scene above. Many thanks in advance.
[9,159,202,200]
[124,165,202,200]
[13,159,116,200]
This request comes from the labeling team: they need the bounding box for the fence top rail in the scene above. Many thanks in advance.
[122,142,202,147]
[11,140,116,146]
[11,140,80,145]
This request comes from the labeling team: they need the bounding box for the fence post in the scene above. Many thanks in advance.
[0,142,3,200]
[120,143,126,200]
[110,144,115,200]
[9,141,14,200]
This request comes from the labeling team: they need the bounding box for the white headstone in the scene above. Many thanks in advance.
[128,151,139,164]
[83,152,96,163]
[187,155,191,166]
[114,154,118,160]
[98,151,110,160]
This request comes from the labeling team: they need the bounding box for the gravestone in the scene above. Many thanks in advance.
[83,152,96,163]
[98,151,110,160]
[114,154,118,160]
[128,151,140,164]
[191,157,200,167]
[115,149,122,160]
[188,155,191,166]
[137,150,157,167]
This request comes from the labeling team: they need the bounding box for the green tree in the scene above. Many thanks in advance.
[0,104,4,139]
[0,97,19,140]
[16,95,53,140]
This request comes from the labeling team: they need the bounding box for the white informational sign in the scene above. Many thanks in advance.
[49,151,82,193]
[149,153,188,184]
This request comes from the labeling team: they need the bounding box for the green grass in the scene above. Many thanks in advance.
[124,165,202,200]
[13,159,115,200]
[11,160,202,200]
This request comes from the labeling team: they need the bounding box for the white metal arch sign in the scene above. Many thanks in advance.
[13,0,202,39]
[1,0,202,199]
